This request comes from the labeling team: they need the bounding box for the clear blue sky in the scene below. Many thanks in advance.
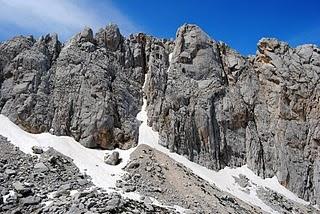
[0,0,319,55]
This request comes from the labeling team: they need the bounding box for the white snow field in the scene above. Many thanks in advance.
[0,77,315,213]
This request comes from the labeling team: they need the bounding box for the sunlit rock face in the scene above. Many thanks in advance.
[1,23,320,205]
[144,24,320,205]
[0,25,150,150]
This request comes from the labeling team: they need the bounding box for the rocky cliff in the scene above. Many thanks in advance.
[0,24,319,205]
[0,24,151,149]
[145,24,320,205]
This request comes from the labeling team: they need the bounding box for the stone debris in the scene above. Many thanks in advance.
[120,144,262,214]
[256,187,318,214]
[0,136,177,213]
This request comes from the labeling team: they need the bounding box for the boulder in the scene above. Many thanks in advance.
[104,151,120,165]
[31,146,43,154]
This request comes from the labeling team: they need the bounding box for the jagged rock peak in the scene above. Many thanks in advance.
[95,23,123,51]
[257,37,289,55]
[79,27,94,43]
[172,24,217,64]
[175,24,213,43]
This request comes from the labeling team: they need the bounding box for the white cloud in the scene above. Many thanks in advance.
[0,0,138,40]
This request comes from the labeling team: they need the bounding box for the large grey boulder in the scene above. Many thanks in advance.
[104,151,120,165]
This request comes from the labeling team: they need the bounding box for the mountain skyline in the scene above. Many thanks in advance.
[0,0,319,55]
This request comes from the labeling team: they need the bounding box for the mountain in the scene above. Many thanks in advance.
[0,23,319,213]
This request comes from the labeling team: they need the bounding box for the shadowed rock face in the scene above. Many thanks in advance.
[1,23,320,205]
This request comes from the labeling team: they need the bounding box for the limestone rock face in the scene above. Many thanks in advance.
[144,24,320,205]
[0,34,61,133]
[0,25,152,149]
[1,23,320,206]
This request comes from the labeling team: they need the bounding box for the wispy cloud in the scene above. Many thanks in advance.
[0,0,139,41]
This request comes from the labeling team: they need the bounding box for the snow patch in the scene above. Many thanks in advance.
[169,52,173,63]
[0,114,133,191]
[0,114,186,213]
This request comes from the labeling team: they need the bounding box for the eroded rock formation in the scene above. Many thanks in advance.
[1,23,319,205]
[144,24,320,205]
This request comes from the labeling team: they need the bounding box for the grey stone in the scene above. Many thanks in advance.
[10,208,22,214]
[127,161,140,169]
[34,162,49,172]
[31,146,43,154]
[104,151,120,165]
[234,174,251,188]
[79,27,94,43]
[106,196,120,208]
[20,196,41,206]
[95,24,122,51]
[71,190,93,201]
[5,169,16,176]
[77,179,88,186]
[59,183,71,191]
[12,182,32,196]
[123,185,136,192]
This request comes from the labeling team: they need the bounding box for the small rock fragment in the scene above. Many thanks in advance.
[5,169,16,176]
[13,182,32,196]
[31,146,43,154]
[20,196,41,206]
[34,162,49,172]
